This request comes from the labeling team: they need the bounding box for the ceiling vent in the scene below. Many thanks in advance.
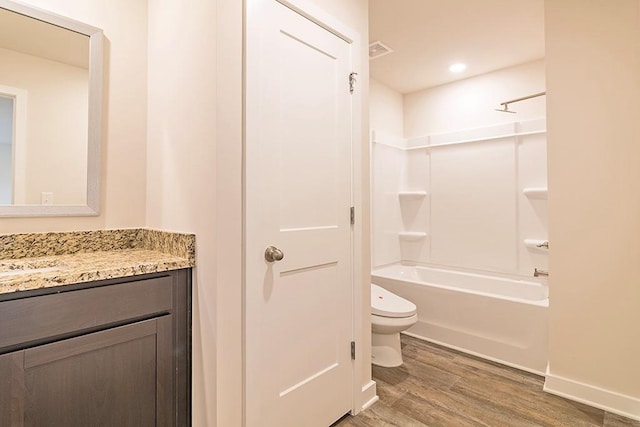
[369,41,393,60]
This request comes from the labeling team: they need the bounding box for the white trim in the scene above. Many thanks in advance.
[360,381,378,412]
[370,129,407,149]
[85,22,103,216]
[275,0,356,43]
[344,27,366,427]
[372,118,547,151]
[413,130,546,150]
[0,0,102,217]
[0,0,101,35]
[544,373,640,421]
[0,85,27,204]
[0,204,99,217]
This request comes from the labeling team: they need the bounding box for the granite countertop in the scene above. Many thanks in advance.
[0,229,195,295]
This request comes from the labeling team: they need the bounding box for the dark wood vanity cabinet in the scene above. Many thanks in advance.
[0,269,191,427]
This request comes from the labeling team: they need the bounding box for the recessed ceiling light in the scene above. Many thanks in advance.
[449,63,467,73]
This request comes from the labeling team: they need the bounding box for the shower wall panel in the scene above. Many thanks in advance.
[517,132,548,273]
[371,140,403,267]
[398,149,430,262]
[429,138,518,273]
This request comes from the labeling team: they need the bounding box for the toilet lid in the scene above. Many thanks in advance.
[371,284,417,318]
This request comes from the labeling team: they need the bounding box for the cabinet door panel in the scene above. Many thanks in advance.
[24,318,157,368]
[156,314,173,427]
[23,319,162,427]
[0,351,25,427]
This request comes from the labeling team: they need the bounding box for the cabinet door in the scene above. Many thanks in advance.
[0,350,25,426]
[0,317,173,427]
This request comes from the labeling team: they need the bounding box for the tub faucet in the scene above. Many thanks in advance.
[536,241,549,249]
[534,268,548,278]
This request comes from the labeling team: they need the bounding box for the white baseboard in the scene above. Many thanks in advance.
[360,380,378,411]
[544,373,640,421]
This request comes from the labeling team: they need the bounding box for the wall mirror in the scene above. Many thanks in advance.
[0,0,102,217]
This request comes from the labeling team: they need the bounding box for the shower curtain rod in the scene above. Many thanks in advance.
[496,91,546,113]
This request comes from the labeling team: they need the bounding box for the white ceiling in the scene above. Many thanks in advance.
[369,0,545,94]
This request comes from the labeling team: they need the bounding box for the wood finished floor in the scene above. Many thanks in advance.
[334,335,640,427]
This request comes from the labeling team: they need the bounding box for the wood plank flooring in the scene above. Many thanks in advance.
[334,335,640,427]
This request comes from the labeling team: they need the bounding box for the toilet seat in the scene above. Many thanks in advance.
[371,284,417,318]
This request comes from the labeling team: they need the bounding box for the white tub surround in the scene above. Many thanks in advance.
[398,231,427,241]
[371,119,548,278]
[372,264,548,374]
[523,187,548,199]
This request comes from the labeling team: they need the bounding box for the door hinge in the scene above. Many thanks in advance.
[349,72,358,94]
[351,341,356,360]
[350,206,355,225]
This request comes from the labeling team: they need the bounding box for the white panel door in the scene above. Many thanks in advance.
[245,1,353,426]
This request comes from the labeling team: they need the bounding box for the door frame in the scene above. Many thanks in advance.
[242,0,367,423]
[0,85,27,204]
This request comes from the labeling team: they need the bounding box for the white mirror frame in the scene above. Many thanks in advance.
[0,0,102,217]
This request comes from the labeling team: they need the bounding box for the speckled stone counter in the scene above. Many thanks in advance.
[0,229,195,294]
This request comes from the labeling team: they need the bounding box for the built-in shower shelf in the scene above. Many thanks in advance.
[398,191,428,200]
[524,239,549,250]
[398,232,427,241]
[523,187,548,199]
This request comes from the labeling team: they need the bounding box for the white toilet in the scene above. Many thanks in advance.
[371,284,418,367]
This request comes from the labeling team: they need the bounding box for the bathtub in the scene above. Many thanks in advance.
[372,264,548,374]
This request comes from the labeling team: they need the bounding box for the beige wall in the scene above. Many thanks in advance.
[0,0,147,233]
[146,1,219,426]
[370,78,403,137]
[213,0,243,425]
[404,60,546,138]
[546,0,640,404]
[0,47,88,205]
